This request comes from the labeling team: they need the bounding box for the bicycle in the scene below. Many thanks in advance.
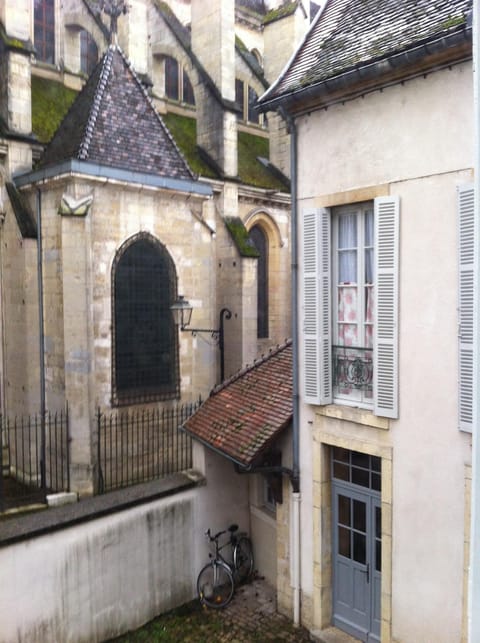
[197,523,254,608]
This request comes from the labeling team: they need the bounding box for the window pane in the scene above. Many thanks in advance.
[165,57,179,100]
[352,452,369,468]
[236,79,244,120]
[333,461,349,482]
[375,506,381,538]
[365,209,374,245]
[339,250,357,283]
[183,70,195,105]
[376,539,382,572]
[248,86,260,124]
[353,500,366,532]
[338,213,357,248]
[333,447,349,463]
[338,494,351,526]
[114,237,178,403]
[351,466,369,488]
[353,532,366,564]
[249,225,268,338]
[80,30,98,75]
[371,472,381,492]
[34,0,55,64]
[338,526,351,558]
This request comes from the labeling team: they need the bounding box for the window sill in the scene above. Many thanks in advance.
[250,504,276,527]
[317,404,390,431]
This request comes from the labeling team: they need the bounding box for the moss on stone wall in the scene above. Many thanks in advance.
[0,21,34,53]
[31,76,78,144]
[225,217,260,258]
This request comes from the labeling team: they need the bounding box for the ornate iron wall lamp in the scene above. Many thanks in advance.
[171,296,232,382]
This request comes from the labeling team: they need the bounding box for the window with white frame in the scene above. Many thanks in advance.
[332,204,374,406]
[302,197,399,418]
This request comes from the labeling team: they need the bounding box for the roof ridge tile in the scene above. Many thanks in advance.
[78,46,114,161]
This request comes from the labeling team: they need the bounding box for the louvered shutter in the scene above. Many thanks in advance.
[458,185,474,432]
[373,196,399,418]
[302,208,332,405]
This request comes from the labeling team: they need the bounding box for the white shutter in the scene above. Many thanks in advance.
[458,185,474,432]
[302,208,332,405]
[374,196,399,419]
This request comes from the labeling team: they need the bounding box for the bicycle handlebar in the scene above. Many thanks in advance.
[205,525,240,541]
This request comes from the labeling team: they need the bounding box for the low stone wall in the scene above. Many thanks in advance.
[0,475,201,643]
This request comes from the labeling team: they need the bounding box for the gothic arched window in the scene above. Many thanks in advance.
[80,30,98,76]
[164,56,195,106]
[34,0,55,64]
[249,225,269,338]
[112,234,179,405]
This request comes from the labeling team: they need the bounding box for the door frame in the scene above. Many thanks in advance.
[311,433,392,643]
[332,479,381,642]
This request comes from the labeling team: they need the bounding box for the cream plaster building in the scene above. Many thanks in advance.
[259,1,475,641]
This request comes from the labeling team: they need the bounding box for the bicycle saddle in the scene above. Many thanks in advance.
[228,524,239,533]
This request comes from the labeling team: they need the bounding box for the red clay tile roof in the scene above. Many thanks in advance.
[183,340,292,468]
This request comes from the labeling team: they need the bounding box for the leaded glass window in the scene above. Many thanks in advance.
[34,0,55,64]
[112,234,179,405]
[80,30,98,76]
[249,225,269,338]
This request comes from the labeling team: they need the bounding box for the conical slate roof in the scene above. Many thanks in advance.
[38,45,194,180]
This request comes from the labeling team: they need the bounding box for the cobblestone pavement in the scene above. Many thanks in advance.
[213,577,312,642]
[110,577,313,642]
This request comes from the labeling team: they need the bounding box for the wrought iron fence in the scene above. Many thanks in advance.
[0,408,70,512]
[97,400,200,493]
[333,345,373,392]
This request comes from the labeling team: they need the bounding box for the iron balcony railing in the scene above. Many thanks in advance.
[333,345,373,392]
[0,408,70,512]
[97,400,200,493]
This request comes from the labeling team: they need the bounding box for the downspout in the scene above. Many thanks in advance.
[36,188,46,490]
[282,106,301,627]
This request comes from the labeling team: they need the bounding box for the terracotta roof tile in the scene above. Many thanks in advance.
[183,340,293,468]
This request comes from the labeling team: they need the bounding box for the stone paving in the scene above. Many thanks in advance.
[213,577,312,642]
[110,577,313,642]
[110,577,361,643]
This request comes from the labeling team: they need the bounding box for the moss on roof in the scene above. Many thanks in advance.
[238,130,287,191]
[162,112,218,178]
[262,2,298,26]
[163,112,288,191]
[32,76,78,144]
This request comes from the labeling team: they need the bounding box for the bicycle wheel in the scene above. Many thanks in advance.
[233,536,254,584]
[197,560,235,608]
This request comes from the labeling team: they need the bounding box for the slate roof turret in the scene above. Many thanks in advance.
[38,44,194,181]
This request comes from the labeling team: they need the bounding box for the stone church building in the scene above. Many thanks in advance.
[0,0,314,494]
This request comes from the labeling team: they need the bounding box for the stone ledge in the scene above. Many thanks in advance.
[0,470,205,547]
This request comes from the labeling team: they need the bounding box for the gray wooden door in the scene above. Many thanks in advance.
[332,470,381,642]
